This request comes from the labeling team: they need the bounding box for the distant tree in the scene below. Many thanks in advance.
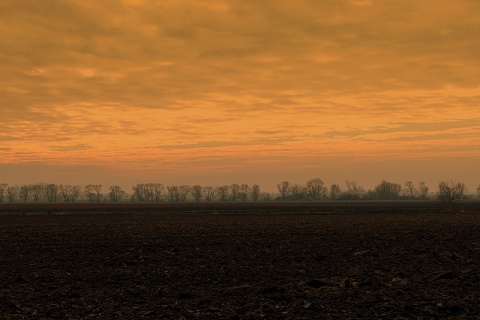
[179,185,190,201]
[230,184,240,201]
[59,185,81,202]
[132,184,146,201]
[289,184,307,200]
[19,185,30,203]
[344,181,362,200]
[418,182,429,199]
[44,184,59,202]
[374,180,402,200]
[216,185,230,201]
[167,186,180,201]
[190,185,203,202]
[306,178,325,200]
[438,181,465,206]
[202,186,215,202]
[329,183,341,200]
[6,186,17,203]
[261,192,272,201]
[250,184,260,202]
[31,184,43,202]
[84,185,96,202]
[403,181,417,199]
[476,185,480,199]
[143,184,155,202]
[277,181,290,200]
[0,184,8,202]
[240,184,250,202]
[109,185,126,202]
[152,183,164,202]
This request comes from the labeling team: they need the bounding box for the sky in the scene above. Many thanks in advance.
[1,0,479,193]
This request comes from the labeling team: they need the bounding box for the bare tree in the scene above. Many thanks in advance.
[190,185,203,202]
[230,184,240,201]
[374,180,402,200]
[0,184,8,202]
[84,185,98,202]
[44,184,59,202]
[31,184,43,202]
[290,184,307,200]
[344,181,363,200]
[277,181,290,200]
[251,184,260,202]
[403,181,417,199]
[19,185,30,202]
[418,182,429,199]
[330,183,341,200]
[261,192,272,201]
[438,181,465,206]
[132,184,145,201]
[143,184,155,202]
[216,185,229,201]
[6,186,17,203]
[179,185,190,201]
[109,185,126,202]
[202,186,215,202]
[306,178,325,200]
[240,184,250,202]
[60,185,81,202]
[152,183,164,202]
[167,186,180,201]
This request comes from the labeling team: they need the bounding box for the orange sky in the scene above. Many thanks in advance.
[1,0,479,192]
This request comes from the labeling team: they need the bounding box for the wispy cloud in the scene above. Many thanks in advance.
[0,0,479,188]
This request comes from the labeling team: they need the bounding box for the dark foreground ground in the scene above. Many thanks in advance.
[1,202,480,319]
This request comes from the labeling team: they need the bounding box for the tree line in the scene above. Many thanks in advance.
[0,180,478,204]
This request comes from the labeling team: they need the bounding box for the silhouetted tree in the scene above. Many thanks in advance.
[191,185,203,202]
[216,185,229,201]
[330,183,341,200]
[43,184,59,202]
[59,185,81,202]
[167,186,180,201]
[202,186,215,201]
[251,184,260,202]
[289,183,307,200]
[31,184,43,202]
[6,186,17,203]
[240,184,250,202]
[418,182,429,199]
[0,183,7,202]
[277,181,290,200]
[438,181,465,205]
[477,185,480,199]
[344,181,362,200]
[179,185,190,201]
[306,178,325,200]
[109,185,126,202]
[230,184,240,201]
[374,180,401,200]
[19,185,30,202]
[84,185,103,202]
[152,183,164,202]
[403,181,417,199]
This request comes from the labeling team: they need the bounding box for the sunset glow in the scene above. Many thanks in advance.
[1,0,479,190]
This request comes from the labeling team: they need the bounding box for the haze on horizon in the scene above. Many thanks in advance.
[1,0,479,191]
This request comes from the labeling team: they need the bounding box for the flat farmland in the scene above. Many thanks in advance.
[1,202,480,319]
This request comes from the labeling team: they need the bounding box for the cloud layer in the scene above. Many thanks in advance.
[1,0,479,188]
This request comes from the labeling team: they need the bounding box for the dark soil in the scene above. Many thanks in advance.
[1,202,480,319]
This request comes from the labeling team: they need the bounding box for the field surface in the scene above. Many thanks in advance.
[1,202,480,319]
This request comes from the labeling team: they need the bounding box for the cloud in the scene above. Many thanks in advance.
[0,0,479,188]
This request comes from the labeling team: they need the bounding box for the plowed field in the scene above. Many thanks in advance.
[1,202,479,319]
